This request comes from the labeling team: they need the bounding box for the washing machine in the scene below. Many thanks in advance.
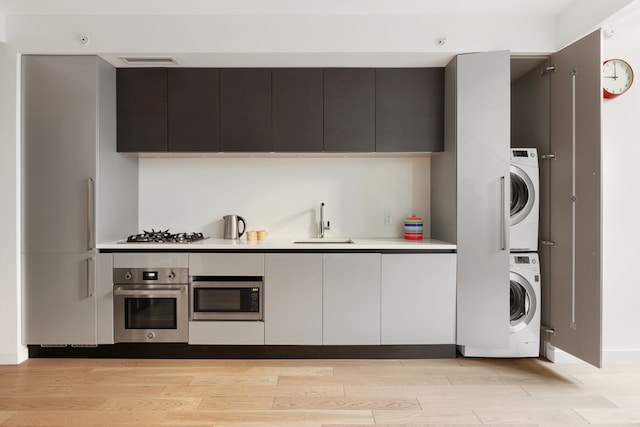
[510,148,539,252]
[459,252,541,358]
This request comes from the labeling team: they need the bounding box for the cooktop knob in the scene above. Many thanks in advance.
[147,332,156,339]
[124,271,133,280]
[168,271,176,279]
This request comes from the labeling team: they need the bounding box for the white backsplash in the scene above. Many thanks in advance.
[139,156,430,239]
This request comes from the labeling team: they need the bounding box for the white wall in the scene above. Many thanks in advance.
[5,14,556,67]
[139,157,430,239]
[602,10,640,362]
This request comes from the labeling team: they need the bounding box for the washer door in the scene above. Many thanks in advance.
[510,271,537,333]
[510,165,535,226]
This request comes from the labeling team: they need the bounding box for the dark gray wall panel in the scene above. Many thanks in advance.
[511,58,551,344]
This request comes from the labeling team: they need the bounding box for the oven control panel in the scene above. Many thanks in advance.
[113,268,189,285]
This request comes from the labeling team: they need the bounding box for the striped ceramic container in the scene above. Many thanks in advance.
[404,214,423,240]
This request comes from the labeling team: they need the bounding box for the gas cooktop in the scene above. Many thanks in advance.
[126,230,206,243]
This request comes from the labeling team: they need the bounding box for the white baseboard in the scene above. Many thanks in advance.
[602,349,640,364]
[0,346,28,365]
[544,342,640,365]
[544,342,586,364]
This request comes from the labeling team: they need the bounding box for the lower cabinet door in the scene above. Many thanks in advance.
[264,254,323,345]
[188,321,265,345]
[23,253,98,345]
[323,253,381,345]
[96,253,114,344]
[381,254,456,345]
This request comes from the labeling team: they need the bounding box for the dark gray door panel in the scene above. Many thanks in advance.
[549,29,602,367]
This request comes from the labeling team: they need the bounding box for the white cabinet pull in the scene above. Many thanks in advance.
[87,178,95,250]
[86,256,95,298]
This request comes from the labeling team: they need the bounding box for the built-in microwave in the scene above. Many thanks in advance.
[190,276,263,321]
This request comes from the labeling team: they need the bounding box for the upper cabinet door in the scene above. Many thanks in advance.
[22,55,98,254]
[323,68,375,152]
[168,68,220,152]
[116,68,168,152]
[220,68,272,152]
[548,30,602,367]
[272,69,324,152]
[376,68,444,152]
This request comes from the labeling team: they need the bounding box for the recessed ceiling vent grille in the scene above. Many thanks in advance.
[119,56,179,66]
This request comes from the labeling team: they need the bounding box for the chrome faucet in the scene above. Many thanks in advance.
[319,202,330,238]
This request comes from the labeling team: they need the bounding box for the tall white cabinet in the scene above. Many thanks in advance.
[432,51,511,349]
[22,55,138,345]
[435,33,603,366]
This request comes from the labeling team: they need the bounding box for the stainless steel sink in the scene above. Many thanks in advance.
[293,238,354,244]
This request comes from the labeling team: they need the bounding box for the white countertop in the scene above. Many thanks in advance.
[97,237,456,251]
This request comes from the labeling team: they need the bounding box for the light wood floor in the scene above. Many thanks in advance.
[1,356,640,426]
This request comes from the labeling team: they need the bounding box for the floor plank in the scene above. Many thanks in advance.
[272,396,421,410]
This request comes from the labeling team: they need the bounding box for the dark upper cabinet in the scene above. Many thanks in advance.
[168,68,220,152]
[376,68,444,152]
[220,69,272,152]
[117,68,167,152]
[116,67,445,154]
[272,69,324,152]
[323,69,375,152]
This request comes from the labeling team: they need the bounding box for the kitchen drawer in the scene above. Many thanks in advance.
[188,321,265,345]
[188,253,264,276]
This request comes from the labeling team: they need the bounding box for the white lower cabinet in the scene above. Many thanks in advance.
[189,321,265,345]
[264,254,323,345]
[323,253,381,345]
[261,252,454,347]
[381,254,456,344]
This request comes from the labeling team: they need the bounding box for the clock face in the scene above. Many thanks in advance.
[603,59,634,98]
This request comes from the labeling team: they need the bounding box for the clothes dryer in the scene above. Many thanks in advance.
[510,148,539,252]
[458,252,541,358]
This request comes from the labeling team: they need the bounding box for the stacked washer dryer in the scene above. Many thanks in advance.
[461,148,541,358]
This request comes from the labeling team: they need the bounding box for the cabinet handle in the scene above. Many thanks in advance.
[86,256,95,298]
[501,175,509,251]
[570,69,577,330]
[87,178,95,251]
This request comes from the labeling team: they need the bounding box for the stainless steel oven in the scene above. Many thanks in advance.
[190,276,263,321]
[113,268,189,343]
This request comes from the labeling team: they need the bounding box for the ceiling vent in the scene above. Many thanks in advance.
[119,56,179,66]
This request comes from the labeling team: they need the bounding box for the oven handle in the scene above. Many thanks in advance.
[113,287,186,298]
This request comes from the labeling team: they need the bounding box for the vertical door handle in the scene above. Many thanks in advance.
[87,178,95,250]
[86,256,95,298]
[570,69,577,330]
[501,175,509,251]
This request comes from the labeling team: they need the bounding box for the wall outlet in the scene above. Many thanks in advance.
[384,213,393,226]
